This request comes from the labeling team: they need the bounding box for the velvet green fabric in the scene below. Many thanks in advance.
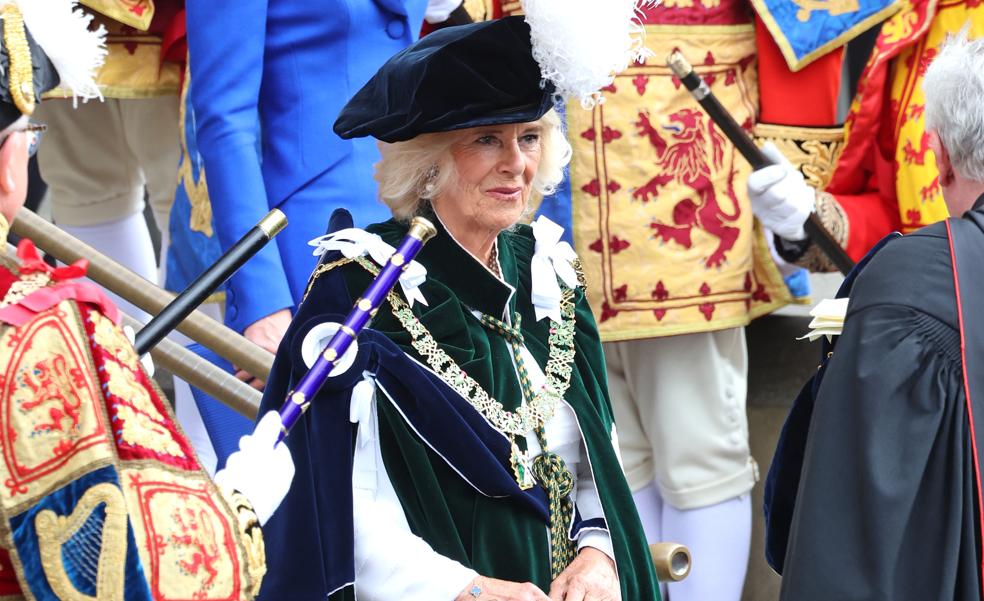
[323,214,660,600]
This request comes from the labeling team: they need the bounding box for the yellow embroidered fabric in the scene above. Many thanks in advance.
[752,124,845,189]
[570,25,790,342]
[121,466,260,601]
[43,13,179,100]
[889,0,984,232]
[80,0,155,31]
[0,304,114,512]
[0,265,262,599]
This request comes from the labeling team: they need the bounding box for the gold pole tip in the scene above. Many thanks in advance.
[650,542,692,582]
[258,209,289,238]
[666,51,693,80]
[408,216,438,243]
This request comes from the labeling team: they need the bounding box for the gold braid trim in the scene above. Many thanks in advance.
[753,123,845,189]
[797,192,850,273]
[302,257,354,302]
[2,4,34,116]
[216,486,266,599]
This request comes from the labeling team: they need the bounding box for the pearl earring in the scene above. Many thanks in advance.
[422,165,439,198]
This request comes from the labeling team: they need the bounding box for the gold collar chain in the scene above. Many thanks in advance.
[352,255,578,438]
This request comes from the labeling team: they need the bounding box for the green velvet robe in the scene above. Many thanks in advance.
[321,215,661,599]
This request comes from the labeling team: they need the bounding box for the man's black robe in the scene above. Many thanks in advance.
[771,205,984,600]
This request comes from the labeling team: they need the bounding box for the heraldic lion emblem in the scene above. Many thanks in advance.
[632,107,742,269]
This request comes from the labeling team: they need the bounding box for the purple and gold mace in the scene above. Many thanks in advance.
[277,216,437,441]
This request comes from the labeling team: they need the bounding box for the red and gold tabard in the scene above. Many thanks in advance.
[0,241,264,600]
[819,0,984,262]
[570,3,791,341]
[45,0,181,99]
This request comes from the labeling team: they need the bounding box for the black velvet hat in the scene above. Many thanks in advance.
[333,16,555,143]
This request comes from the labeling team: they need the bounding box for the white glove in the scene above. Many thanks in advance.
[425,0,462,23]
[214,411,295,526]
[747,142,816,241]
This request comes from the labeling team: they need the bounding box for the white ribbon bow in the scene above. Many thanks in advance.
[349,372,377,450]
[531,216,579,322]
[309,228,429,307]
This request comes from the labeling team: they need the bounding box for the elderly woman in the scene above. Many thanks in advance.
[256,17,661,601]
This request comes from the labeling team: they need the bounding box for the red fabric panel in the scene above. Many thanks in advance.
[755,16,842,126]
[0,549,22,596]
[0,266,16,304]
[831,189,902,260]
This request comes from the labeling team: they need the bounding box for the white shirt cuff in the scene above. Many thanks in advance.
[577,529,615,564]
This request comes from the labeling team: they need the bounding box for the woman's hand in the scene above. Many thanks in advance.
[455,576,550,601]
[548,547,621,601]
[238,308,293,389]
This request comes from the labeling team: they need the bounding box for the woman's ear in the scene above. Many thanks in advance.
[928,129,954,187]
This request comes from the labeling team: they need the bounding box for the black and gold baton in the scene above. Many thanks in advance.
[667,51,855,275]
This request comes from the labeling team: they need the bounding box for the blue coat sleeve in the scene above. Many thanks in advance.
[186,0,295,333]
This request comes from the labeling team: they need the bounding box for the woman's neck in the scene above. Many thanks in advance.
[432,208,500,269]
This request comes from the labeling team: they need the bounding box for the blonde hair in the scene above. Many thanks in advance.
[374,108,572,221]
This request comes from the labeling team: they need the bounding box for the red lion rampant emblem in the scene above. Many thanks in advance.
[20,355,87,433]
[633,107,742,268]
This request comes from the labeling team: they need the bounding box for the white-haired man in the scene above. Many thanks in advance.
[769,33,984,600]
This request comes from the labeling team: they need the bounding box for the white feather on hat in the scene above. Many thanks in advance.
[2,0,106,102]
[521,0,656,108]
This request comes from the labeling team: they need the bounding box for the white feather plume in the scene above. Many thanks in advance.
[521,0,656,108]
[4,0,106,101]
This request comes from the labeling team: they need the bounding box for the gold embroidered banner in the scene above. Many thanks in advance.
[889,0,984,232]
[570,25,791,341]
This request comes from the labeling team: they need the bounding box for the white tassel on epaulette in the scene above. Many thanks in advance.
[4,0,106,102]
[522,0,656,108]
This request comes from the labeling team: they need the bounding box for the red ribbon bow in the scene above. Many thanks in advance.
[16,239,89,281]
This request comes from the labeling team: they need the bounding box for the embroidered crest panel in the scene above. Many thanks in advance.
[0,303,112,511]
[121,467,252,601]
[570,26,791,341]
[7,467,153,601]
[80,307,198,470]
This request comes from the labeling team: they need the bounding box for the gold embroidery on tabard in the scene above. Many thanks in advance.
[103,361,185,458]
[91,312,140,367]
[35,482,128,601]
[570,26,791,340]
[752,123,845,189]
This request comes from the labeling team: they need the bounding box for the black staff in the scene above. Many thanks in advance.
[666,51,855,275]
[134,209,288,355]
